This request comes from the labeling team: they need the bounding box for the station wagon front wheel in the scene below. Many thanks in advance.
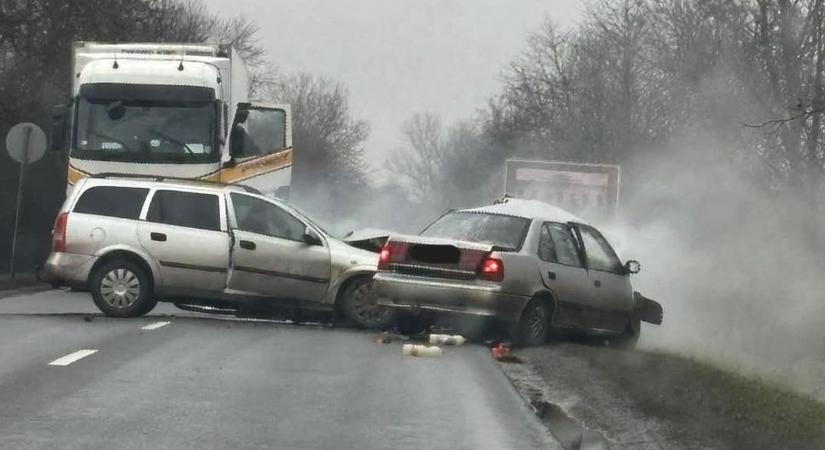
[340,277,397,330]
[90,259,157,317]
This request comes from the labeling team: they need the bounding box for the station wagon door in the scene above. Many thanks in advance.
[226,192,330,302]
[137,189,230,293]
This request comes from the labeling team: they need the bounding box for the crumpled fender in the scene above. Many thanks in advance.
[634,291,663,325]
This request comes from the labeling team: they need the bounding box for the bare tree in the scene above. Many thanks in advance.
[263,72,370,216]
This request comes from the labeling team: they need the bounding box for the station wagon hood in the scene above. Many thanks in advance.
[342,228,394,253]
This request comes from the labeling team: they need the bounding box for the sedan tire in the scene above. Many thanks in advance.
[90,259,157,318]
[512,300,550,347]
[609,316,640,349]
[339,277,398,330]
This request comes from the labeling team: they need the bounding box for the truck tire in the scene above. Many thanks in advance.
[90,259,157,317]
[339,277,397,330]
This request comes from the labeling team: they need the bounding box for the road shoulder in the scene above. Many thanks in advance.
[501,343,825,450]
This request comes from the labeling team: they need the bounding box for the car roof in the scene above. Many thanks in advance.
[78,174,259,195]
[460,197,587,224]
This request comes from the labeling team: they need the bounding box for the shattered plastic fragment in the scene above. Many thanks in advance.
[428,334,466,346]
[402,344,443,357]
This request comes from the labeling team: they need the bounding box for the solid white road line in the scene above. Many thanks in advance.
[48,349,98,366]
[141,321,171,331]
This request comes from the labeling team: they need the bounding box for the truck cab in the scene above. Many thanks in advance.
[52,42,292,197]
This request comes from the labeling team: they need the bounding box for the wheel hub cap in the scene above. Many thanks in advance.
[100,268,140,308]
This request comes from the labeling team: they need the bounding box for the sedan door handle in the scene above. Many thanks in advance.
[593,280,601,288]
[239,240,256,251]
[150,232,167,242]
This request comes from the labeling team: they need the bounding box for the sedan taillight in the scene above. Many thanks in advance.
[378,243,391,269]
[479,256,504,282]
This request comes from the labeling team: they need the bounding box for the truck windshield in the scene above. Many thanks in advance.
[420,212,531,251]
[73,83,217,163]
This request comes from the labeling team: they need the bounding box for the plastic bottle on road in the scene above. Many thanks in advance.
[402,344,443,357]
[428,334,466,346]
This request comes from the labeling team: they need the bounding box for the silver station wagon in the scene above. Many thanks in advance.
[373,197,663,346]
[43,176,393,328]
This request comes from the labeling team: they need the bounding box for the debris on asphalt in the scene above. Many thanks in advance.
[428,333,466,346]
[372,332,411,344]
[491,343,521,363]
[83,314,95,322]
[402,344,443,357]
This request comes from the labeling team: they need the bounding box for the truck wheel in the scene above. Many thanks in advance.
[90,259,156,317]
[512,300,550,347]
[339,277,397,329]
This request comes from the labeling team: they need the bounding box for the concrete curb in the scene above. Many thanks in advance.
[495,355,611,450]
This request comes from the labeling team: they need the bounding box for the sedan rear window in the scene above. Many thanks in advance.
[73,186,149,219]
[420,212,530,250]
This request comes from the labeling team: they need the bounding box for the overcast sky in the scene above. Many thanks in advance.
[203,0,583,169]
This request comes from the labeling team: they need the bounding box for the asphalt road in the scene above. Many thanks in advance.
[0,289,560,450]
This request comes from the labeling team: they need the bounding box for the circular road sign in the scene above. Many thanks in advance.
[5,122,47,164]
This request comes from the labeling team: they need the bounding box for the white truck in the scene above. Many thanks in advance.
[50,42,292,196]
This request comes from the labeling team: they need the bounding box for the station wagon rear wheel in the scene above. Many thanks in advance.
[90,259,157,317]
[340,277,397,330]
[512,300,550,347]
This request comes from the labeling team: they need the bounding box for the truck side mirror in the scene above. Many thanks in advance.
[50,104,69,151]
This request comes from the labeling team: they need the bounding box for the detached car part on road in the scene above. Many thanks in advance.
[42,176,395,328]
[373,198,663,346]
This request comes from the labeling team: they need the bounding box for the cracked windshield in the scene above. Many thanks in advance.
[1,1,824,449]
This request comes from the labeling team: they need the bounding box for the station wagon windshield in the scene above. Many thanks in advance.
[420,212,531,250]
[73,83,217,163]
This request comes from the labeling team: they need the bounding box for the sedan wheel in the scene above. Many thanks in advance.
[512,300,550,347]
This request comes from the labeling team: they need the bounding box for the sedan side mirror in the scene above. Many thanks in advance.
[625,260,641,274]
[303,227,322,246]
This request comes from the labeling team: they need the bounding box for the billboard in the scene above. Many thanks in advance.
[504,159,621,221]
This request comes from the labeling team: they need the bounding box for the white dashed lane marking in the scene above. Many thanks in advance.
[141,321,171,331]
[48,349,98,366]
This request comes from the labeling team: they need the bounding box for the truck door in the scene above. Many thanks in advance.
[224,103,292,196]
[536,222,592,328]
[226,192,330,302]
[574,224,634,332]
[137,189,230,293]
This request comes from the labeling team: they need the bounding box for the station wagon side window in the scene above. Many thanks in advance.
[146,190,221,232]
[577,225,623,273]
[538,222,583,267]
[230,193,305,242]
[73,186,149,219]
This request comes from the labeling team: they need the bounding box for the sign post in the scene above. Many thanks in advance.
[5,123,47,279]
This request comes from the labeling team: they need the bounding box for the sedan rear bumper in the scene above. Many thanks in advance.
[373,272,529,323]
[42,252,96,287]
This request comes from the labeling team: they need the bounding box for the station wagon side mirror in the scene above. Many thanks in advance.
[303,227,322,246]
[625,260,641,274]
